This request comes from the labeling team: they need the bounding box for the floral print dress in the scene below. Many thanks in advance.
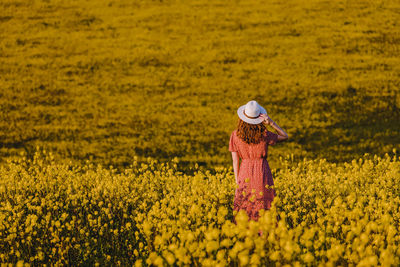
[229,129,279,222]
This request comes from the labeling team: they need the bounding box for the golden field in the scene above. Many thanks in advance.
[1,151,400,265]
[0,0,399,169]
[1,0,400,265]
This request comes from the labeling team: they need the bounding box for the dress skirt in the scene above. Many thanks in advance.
[229,129,279,222]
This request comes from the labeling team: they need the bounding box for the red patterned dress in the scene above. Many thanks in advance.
[229,129,279,222]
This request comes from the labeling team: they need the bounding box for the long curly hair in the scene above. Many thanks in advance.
[236,119,266,144]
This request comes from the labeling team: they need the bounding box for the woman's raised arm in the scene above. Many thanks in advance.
[259,114,288,141]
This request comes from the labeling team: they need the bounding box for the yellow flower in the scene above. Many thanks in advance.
[238,252,249,266]
[206,241,219,253]
[164,252,175,265]
[249,195,256,202]
[303,253,314,263]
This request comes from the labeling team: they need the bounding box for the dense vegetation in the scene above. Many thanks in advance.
[1,0,400,265]
[1,151,399,265]
[1,0,400,170]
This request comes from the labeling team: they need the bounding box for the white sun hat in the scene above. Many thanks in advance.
[237,100,267,124]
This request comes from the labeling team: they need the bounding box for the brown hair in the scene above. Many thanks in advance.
[236,119,266,144]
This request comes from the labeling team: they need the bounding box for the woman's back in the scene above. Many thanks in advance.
[229,129,278,160]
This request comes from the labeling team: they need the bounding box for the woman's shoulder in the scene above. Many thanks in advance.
[230,129,241,142]
[263,129,273,135]
[264,129,279,145]
[261,129,272,139]
[261,129,269,137]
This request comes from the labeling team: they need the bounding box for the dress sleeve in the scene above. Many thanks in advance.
[266,130,279,146]
[229,131,238,152]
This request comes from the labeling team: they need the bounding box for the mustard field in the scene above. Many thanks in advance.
[0,0,400,169]
[1,0,400,265]
[1,151,399,265]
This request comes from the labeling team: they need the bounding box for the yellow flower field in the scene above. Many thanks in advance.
[1,0,400,265]
[1,150,399,265]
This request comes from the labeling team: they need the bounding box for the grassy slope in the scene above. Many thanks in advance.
[0,0,400,170]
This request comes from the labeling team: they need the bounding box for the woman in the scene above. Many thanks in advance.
[229,100,288,223]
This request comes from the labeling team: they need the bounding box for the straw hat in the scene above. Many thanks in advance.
[237,100,267,124]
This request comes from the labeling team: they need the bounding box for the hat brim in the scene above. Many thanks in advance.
[237,105,267,124]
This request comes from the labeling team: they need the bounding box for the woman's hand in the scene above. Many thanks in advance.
[259,113,274,126]
[260,113,289,141]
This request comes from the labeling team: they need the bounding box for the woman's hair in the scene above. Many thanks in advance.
[236,119,266,144]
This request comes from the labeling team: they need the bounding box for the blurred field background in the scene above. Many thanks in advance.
[1,0,400,170]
